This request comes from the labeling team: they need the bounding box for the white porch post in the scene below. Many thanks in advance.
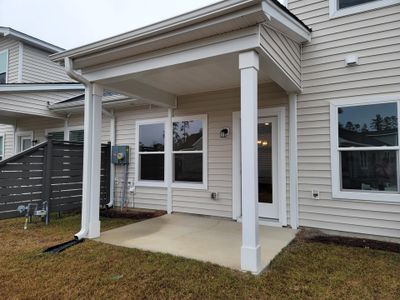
[289,93,299,229]
[79,83,103,239]
[239,50,261,274]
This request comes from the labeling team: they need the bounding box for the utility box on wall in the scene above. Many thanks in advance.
[112,145,130,165]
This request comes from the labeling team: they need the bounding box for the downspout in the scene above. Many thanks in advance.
[102,108,116,208]
[64,57,92,240]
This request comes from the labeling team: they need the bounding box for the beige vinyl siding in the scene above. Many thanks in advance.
[109,83,290,218]
[259,25,302,88]
[174,83,289,219]
[0,36,19,83]
[17,117,64,145]
[22,44,73,83]
[113,107,168,210]
[0,124,15,159]
[289,0,400,237]
[0,90,82,118]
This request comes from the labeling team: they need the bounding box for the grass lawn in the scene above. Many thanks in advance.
[0,213,399,299]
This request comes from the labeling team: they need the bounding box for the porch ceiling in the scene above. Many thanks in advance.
[100,53,272,97]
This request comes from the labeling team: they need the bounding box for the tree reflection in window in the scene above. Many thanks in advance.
[338,103,398,147]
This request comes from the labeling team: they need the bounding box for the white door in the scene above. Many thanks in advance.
[257,117,279,219]
[233,114,280,220]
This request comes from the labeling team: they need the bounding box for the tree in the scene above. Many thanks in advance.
[361,123,368,132]
[371,114,384,131]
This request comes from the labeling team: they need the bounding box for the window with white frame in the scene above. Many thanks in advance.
[137,122,165,181]
[0,134,4,160]
[329,0,400,18]
[172,116,207,185]
[47,131,65,141]
[69,129,84,142]
[331,98,400,201]
[0,50,8,84]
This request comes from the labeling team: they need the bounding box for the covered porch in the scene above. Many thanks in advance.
[97,213,297,271]
[51,0,311,274]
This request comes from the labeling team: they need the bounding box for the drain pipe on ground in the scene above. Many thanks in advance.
[64,57,92,240]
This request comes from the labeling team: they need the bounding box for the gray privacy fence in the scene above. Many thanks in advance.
[0,140,111,220]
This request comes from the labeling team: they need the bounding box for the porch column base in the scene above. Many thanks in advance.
[87,220,101,239]
[241,245,262,274]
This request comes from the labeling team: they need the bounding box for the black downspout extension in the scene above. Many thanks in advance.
[43,238,84,254]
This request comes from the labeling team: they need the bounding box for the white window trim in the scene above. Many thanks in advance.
[329,0,400,18]
[0,49,9,83]
[15,131,34,153]
[330,94,400,203]
[171,114,208,190]
[0,132,5,160]
[135,118,167,188]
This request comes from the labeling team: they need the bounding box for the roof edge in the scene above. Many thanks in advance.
[0,83,84,92]
[50,0,262,62]
[0,27,64,53]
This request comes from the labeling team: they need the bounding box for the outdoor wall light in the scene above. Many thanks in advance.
[220,128,229,138]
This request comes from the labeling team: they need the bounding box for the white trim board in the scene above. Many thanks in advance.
[232,106,287,226]
[0,83,84,92]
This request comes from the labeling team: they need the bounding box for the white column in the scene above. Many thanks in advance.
[289,93,299,229]
[239,50,261,274]
[80,83,103,239]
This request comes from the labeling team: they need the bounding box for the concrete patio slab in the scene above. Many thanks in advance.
[96,213,297,272]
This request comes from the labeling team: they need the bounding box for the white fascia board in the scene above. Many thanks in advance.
[0,83,84,92]
[84,28,259,82]
[262,0,311,43]
[0,27,63,53]
[50,0,261,62]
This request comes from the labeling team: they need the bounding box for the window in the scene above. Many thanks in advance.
[69,130,84,142]
[0,135,4,160]
[48,131,65,141]
[329,0,400,17]
[331,97,400,202]
[137,122,165,182]
[0,50,7,84]
[172,116,207,187]
[20,137,32,151]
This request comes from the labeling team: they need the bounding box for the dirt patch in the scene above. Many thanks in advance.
[100,208,165,221]
[297,228,400,253]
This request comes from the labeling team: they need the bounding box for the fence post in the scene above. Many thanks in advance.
[43,139,53,225]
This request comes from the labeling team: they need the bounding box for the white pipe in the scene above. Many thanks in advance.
[64,57,91,240]
[166,108,173,213]
[105,109,116,208]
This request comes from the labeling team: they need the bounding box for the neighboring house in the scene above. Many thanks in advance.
[0,27,85,157]
[1,0,399,273]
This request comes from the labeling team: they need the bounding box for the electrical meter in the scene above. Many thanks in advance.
[112,145,130,165]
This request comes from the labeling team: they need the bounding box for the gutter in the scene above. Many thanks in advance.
[0,83,84,93]
[64,57,91,240]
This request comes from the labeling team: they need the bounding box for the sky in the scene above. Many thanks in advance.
[0,0,221,50]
